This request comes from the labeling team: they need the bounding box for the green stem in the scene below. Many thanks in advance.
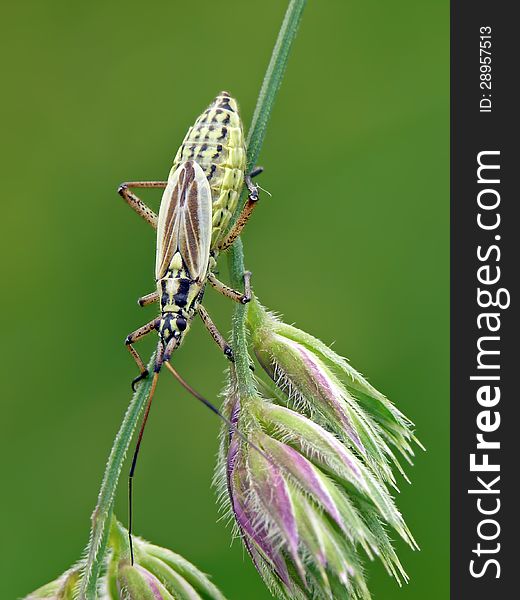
[228,0,307,398]
[80,1,305,595]
[79,354,156,600]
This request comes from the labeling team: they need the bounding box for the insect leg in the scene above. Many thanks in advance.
[125,317,160,390]
[197,305,234,360]
[117,181,167,228]
[207,271,252,304]
[164,361,272,466]
[249,166,264,179]
[137,291,159,307]
[216,169,262,252]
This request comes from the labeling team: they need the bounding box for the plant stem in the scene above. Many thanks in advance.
[228,0,307,398]
[80,1,305,596]
[79,354,156,600]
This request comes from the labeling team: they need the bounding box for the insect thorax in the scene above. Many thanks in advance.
[156,262,203,346]
[171,92,247,247]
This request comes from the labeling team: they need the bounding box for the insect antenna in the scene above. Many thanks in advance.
[128,370,159,565]
[127,359,274,565]
[163,362,269,462]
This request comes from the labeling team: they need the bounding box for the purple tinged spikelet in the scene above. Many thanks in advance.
[117,563,173,600]
[247,435,306,583]
[258,434,345,531]
[232,482,292,586]
[254,328,366,457]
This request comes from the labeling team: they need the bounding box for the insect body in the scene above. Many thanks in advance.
[118,92,261,387]
[117,92,262,564]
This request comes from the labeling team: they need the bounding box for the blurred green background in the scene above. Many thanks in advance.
[0,1,448,598]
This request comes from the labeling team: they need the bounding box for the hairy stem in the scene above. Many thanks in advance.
[80,1,306,596]
[228,0,307,398]
[79,354,156,600]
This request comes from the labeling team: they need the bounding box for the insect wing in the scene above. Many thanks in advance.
[178,162,212,280]
[155,161,212,281]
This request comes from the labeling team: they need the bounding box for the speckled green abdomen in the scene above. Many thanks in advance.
[171,92,246,247]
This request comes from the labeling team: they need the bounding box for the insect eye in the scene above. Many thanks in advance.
[176,317,187,331]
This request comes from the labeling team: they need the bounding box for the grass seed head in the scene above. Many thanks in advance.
[214,297,421,599]
[106,518,228,600]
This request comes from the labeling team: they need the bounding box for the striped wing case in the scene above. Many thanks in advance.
[155,161,212,281]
